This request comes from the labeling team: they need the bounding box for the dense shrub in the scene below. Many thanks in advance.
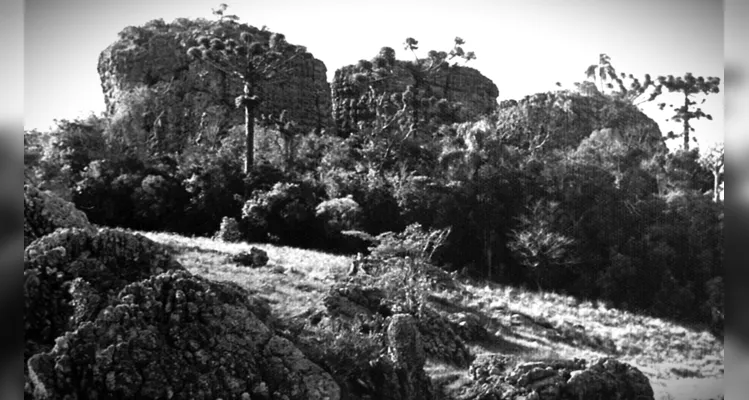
[315,196,361,235]
[73,155,189,233]
[214,216,242,242]
[321,169,404,235]
[242,180,326,247]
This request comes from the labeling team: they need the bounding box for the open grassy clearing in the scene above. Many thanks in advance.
[138,230,723,400]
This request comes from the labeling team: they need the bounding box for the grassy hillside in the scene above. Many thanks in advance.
[139,230,723,400]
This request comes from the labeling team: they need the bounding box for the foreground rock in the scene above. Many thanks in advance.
[24,227,183,361]
[457,354,654,400]
[386,314,434,400]
[24,185,94,247]
[321,281,471,368]
[417,307,474,368]
[27,269,341,400]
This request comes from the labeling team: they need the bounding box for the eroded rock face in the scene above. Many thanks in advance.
[24,185,94,247]
[27,269,341,400]
[495,90,667,155]
[447,311,488,342]
[417,307,473,368]
[332,60,499,134]
[98,18,333,152]
[387,314,433,400]
[24,228,183,361]
[565,358,654,400]
[458,355,654,400]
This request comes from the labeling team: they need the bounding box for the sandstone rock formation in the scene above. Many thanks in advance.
[27,269,341,400]
[386,314,433,400]
[417,307,474,368]
[24,226,338,400]
[458,355,654,400]
[24,228,183,361]
[24,185,94,247]
[495,90,667,155]
[98,18,333,152]
[332,58,499,135]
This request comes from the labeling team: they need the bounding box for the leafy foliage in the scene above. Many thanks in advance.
[241,181,325,247]
[655,73,721,150]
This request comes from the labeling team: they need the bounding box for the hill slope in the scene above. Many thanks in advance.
[139,230,724,400]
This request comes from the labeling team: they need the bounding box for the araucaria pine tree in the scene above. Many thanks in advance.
[655,72,720,150]
[187,14,306,174]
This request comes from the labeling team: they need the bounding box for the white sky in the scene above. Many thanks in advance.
[25,0,724,149]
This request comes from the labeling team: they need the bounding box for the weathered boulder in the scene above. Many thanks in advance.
[456,355,653,400]
[565,358,654,400]
[387,314,433,400]
[332,57,498,135]
[447,311,488,342]
[323,282,388,319]
[24,185,94,247]
[469,353,517,382]
[417,307,473,368]
[495,90,667,155]
[24,228,183,361]
[98,18,333,153]
[232,246,269,267]
[27,269,341,400]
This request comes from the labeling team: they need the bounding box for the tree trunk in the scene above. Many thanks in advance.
[713,168,720,202]
[485,231,492,280]
[243,83,255,175]
[682,95,691,151]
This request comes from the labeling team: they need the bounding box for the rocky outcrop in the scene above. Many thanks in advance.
[323,283,388,319]
[446,311,488,342]
[495,90,667,155]
[98,18,333,152]
[458,355,654,400]
[417,307,474,368]
[332,58,498,134]
[24,185,94,247]
[24,228,183,361]
[27,269,341,400]
[386,314,433,400]
[565,358,654,400]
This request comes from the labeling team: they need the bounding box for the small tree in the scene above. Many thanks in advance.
[585,53,618,94]
[259,110,301,172]
[508,200,578,290]
[655,73,721,151]
[699,142,724,202]
[187,11,306,174]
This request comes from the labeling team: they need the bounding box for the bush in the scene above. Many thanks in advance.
[321,170,403,235]
[315,196,361,235]
[370,223,450,263]
[214,216,242,242]
[241,181,326,247]
[178,145,247,236]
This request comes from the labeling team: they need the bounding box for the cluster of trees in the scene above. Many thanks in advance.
[24,14,723,335]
